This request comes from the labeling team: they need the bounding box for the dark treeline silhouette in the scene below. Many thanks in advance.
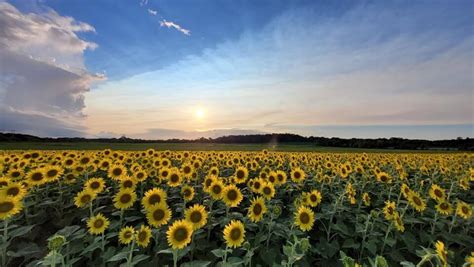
[0,132,473,150]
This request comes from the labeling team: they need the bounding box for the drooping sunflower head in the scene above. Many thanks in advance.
[142,188,167,209]
[393,213,405,232]
[248,197,267,223]
[435,240,448,267]
[223,220,245,248]
[86,213,110,235]
[136,225,153,248]
[185,204,208,230]
[119,226,135,245]
[362,192,371,206]
[383,200,397,220]
[294,205,315,232]
[113,188,137,210]
[74,189,97,208]
[166,219,193,249]
[222,184,243,207]
[146,203,171,228]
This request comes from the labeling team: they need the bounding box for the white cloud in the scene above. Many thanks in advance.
[159,19,190,36]
[0,2,105,137]
[147,8,157,16]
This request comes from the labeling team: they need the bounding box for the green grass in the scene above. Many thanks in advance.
[0,141,455,152]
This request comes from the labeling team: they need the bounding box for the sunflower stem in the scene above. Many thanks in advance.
[126,240,135,267]
[223,246,229,263]
[431,212,438,235]
[380,221,393,255]
[172,249,178,267]
[448,213,457,234]
[89,202,93,218]
[266,211,274,248]
[2,219,8,267]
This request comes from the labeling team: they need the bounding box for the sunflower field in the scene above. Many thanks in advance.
[0,149,473,267]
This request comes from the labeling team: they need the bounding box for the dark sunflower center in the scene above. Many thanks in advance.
[294,172,301,179]
[137,173,144,179]
[277,174,283,181]
[269,176,275,183]
[254,182,261,189]
[310,195,317,202]
[205,179,212,187]
[32,172,43,181]
[440,203,448,210]
[94,219,104,228]
[162,171,169,177]
[81,158,90,164]
[227,190,238,200]
[263,187,271,195]
[300,212,310,224]
[81,195,91,203]
[236,170,245,179]
[413,197,422,206]
[47,170,58,178]
[380,175,387,182]
[170,174,179,183]
[190,211,202,223]
[123,180,133,188]
[183,189,191,197]
[90,181,100,189]
[184,166,191,174]
[0,181,7,187]
[212,185,221,194]
[462,206,468,214]
[120,194,132,203]
[434,190,443,198]
[124,231,132,239]
[11,171,20,178]
[7,187,19,196]
[253,204,262,215]
[0,202,14,213]
[153,209,165,221]
[138,231,147,241]
[387,207,394,214]
[230,228,241,241]
[174,227,188,242]
[113,168,122,176]
[149,194,161,205]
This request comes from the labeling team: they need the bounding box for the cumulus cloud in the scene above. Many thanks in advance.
[147,9,157,16]
[159,19,190,36]
[0,2,104,137]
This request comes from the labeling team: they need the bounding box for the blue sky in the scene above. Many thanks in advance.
[0,0,473,139]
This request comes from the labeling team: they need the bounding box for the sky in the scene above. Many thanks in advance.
[0,0,473,140]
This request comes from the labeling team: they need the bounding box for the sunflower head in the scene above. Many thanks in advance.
[87,213,110,235]
[222,184,243,207]
[435,240,448,267]
[181,185,195,202]
[85,177,106,194]
[166,219,193,249]
[0,194,23,220]
[142,188,167,209]
[185,204,208,230]
[456,201,472,219]
[248,197,267,223]
[223,220,245,248]
[74,189,97,208]
[113,188,137,210]
[294,205,315,232]
[429,184,446,202]
[119,226,135,245]
[260,182,275,200]
[136,225,152,248]
[146,204,171,228]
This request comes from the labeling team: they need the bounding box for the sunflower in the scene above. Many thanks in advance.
[27,168,47,186]
[209,179,224,200]
[429,184,446,202]
[376,172,392,184]
[120,176,137,190]
[134,169,148,182]
[248,197,267,223]
[0,177,9,187]
[185,204,208,230]
[383,201,397,220]
[86,213,110,235]
[260,182,275,200]
[306,190,322,207]
[3,182,27,200]
[108,164,127,180]
[119,226,135,245]
[456,201,472,219]
[84,178,106,194]
[294,205,315,232]
[436,201,453,216]
[223,220,245,248]
[181,163,194,178]
[465,252,474,267]
[0,194,23,220]
[74,189,97,208]
[393,213,405,232]
[7,169,23,181]
[142,188,167,210]
[166,219,193,249]
[234,166,248,184]
[291,168,306,183]
[275,170,287,185]
[136,225,152,248]
[181,185,195,202]
[146,204,171,228]
[167,169,182,187]
[113,188,137,210]
[222,184,243,207]
[250,178,264,193]
[435,240,448,267]
[362,192,371,206]
[44,166,63,182]
[407,191,426,212]
[400,183,411,199]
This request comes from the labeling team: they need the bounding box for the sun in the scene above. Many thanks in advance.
[194,108,205,119]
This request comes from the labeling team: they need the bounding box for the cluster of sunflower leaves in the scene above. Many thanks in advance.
[0,149,473,267]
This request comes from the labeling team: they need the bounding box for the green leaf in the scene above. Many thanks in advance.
[181,260,212,267]
[131,254,150,265]
[211,248,226,258]
[374,256,389,267]
[7,243,41,258]
[342,239,360,249]
[9,225,35,238]
[107,251,129,262]
[227,256,244,265]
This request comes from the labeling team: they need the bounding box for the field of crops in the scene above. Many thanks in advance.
[0,149,472,267]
